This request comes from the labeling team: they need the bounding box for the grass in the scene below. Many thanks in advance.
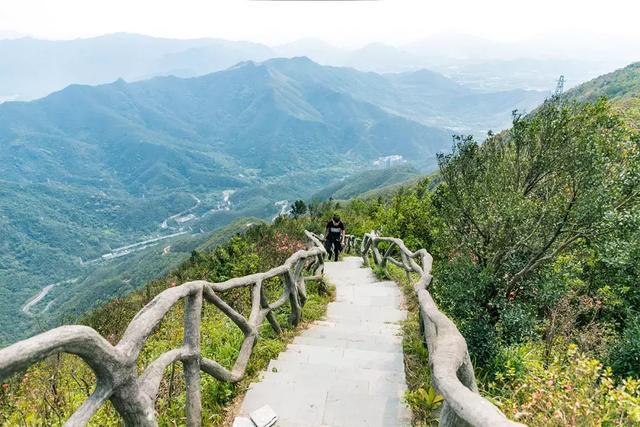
[1,280,333,427]
[372,265,390,280]
[385,264,441,426]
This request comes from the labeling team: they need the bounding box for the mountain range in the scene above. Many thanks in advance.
[1,48,638,345]
[0,55,548,343]
[2,32,632,103]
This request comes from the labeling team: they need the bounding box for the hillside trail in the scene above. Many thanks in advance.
[236,256,411,426]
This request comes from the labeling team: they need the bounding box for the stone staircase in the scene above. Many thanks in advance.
[237,256,411,427]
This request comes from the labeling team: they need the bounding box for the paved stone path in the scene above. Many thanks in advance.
[238,256,411,427]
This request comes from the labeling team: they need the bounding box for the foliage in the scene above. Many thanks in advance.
[0,217,331,426]
[566,62,640,130]
[308,95,640,423]
[488,344,640,426]
[374,178,442,251]
[372,265,389,280]
[290,200,308,218]
[429,98,640,367]
[435,99,636,289]
[405,387,443,426]
[608,315,640,378]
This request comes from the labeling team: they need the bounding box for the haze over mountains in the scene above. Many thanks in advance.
[1,32,632,102]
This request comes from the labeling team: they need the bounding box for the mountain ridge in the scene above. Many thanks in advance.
[1,57,461,343]
[564,61,640,128]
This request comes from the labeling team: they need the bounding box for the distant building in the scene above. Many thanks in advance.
[373,155,405,169]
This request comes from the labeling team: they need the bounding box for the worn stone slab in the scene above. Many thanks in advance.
[238,256,411,426]
[292,335,402,354]
[326,303,406,323]
[301,321,402,337]
[241,382,327,425]
[323,391,411,427]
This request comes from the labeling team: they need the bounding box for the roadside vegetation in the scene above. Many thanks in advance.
[310,97,640,425]
[0,218,333,426]
[2,95,639,426]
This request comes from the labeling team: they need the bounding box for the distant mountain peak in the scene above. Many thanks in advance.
[262,56,316,66]
[229,60,257,69]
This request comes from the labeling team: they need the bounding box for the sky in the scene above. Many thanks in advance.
[0,0,639,48]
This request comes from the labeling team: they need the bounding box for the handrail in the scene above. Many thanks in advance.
[0,231,327,427]
[317,233,359,255]
[360,231,524,427]
[343,234,360,254]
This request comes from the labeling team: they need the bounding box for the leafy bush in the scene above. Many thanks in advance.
[405,387,443,425]
[608,316,640,379]
[431,256,502,366]
[489,344,640,426]
[0,217,332,426]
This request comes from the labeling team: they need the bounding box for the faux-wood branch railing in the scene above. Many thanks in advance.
[0,231,326,427]
[317,233,360,255]
[360,232,524,427]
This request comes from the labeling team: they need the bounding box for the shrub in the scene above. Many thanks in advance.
[609,316,640,378]
[431,256,501,366]
[488,343,640,426]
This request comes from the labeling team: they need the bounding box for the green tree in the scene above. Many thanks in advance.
[290,200,308,218]
[435,98,639,295]
[431,98,640,365]
[375,178,441,251]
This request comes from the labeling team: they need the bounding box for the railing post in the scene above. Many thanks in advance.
[361,235,371,266]
[183,289,203,427]
[285,270,302,326]
[0,231,339,426]
[261,286,283,335]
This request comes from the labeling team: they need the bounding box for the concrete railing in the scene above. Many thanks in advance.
[0,231,326,427]
[343,234,360,254]
[361,231,524,427]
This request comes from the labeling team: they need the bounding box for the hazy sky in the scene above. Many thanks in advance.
[1,0,639,48]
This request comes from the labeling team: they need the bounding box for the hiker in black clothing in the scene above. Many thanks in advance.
[324,215,345,261]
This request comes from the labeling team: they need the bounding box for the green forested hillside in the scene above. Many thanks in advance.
[0,217,257,345]
[0,57,455,343]
[1,56,547,344]
[319,97,640,425]
[311,164,420,201]
[566,62,640,127]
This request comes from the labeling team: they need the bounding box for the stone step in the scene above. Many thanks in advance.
[291,335,403,354]
[264,358,406,382]
[268,345,406,373]
[237,256,411,426]
[258,366,408,398]
[322,388,411,427]
[326,302,406,323]
[300,322,402,339]
[298,324,403,342]
[242,382,409,427]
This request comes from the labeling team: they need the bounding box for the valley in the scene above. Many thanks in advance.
[1,3,639,425]
[0,56,548,344]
